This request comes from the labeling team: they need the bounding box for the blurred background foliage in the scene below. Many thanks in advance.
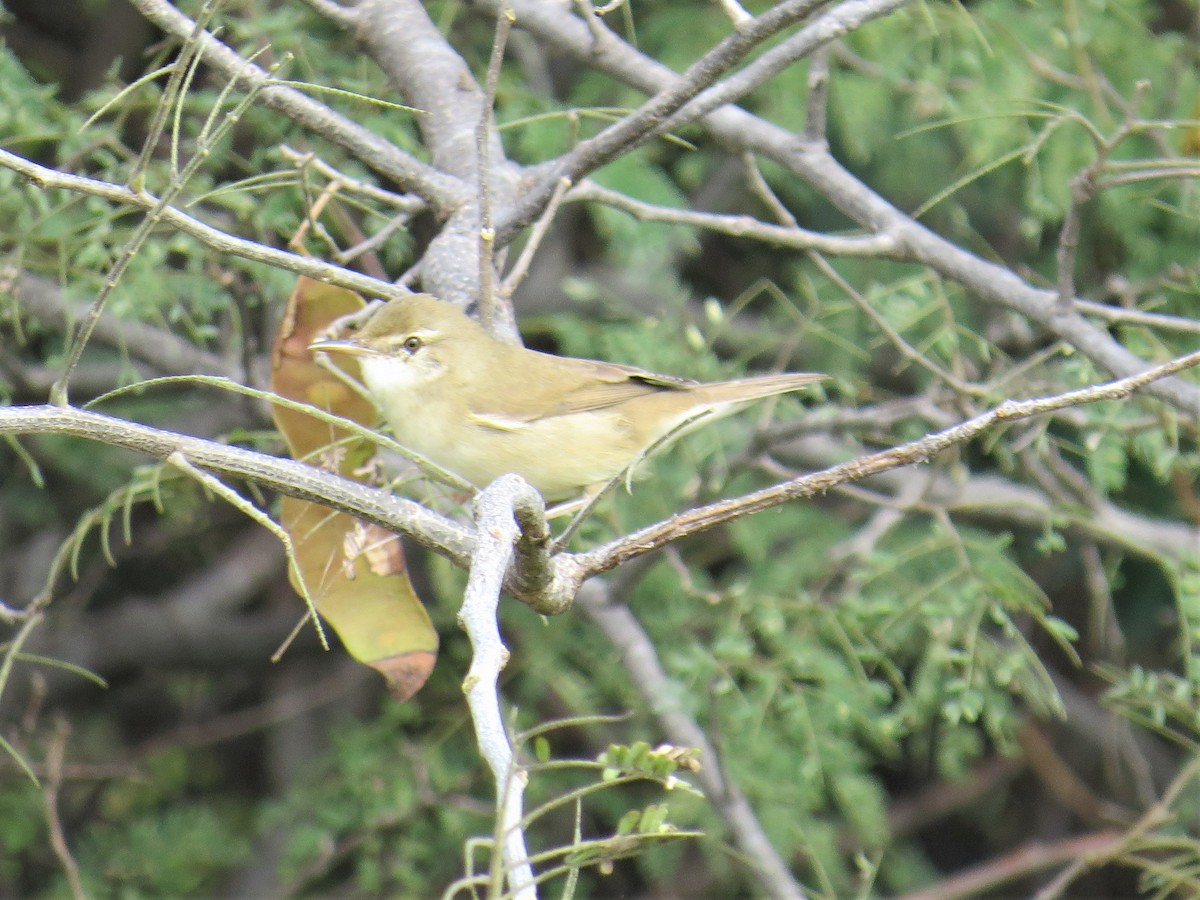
[0,0,1198,897]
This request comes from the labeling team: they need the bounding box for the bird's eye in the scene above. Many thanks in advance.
[402,335,422,353]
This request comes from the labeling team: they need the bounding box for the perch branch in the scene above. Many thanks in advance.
[577,349,1200,577]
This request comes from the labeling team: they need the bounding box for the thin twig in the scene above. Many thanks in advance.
[742,152,798,226]
[804,44,830,144]
[52,55,282,405]
[129,1,216,188]
[130,0,463,206]
[894,829,1125,900]
[42,720,86,900]
[1080,541,1123,658]
[477,3,515,330]
[573,0,612,47]
[279,145,427,211]
[568,180,897,256]
[1033,756,1200,899]
[807,250,983,395]
[500,176,571,298]
[1075,298,1200,334]
[1054,80,1150,315]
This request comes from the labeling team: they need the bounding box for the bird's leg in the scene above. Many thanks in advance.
[547,484,607,550]
[549,409,718,552]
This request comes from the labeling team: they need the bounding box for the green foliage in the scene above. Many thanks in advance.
[261,702,488,896]
[73,804,252,899]
[1,0,1198,897]
[0,786,46,883]
[591,151,696,271]
[826,0,1200,290]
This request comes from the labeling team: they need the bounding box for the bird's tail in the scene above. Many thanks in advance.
[698,371,827,405]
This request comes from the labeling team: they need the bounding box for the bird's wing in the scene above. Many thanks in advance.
[546,360,696,416]
[465,356,696,430]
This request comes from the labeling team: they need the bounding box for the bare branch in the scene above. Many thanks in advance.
[1075,298,1200,334]
[742,153,798,226]
[278,145,427,212]
[1030,758,1200,899]
[42,720,86,900]
[657,0,908,134]
[577,349,1200,577]
[297,0,357,29]
[0,404,476,569]
[53,52,276,406]
[804,45,830,144]
[478,3,516,334]
[806,250,982,395]
[354,0,500,179]
[569,180,897,256]
[1054,81,1150,315]
[893,829,1125,900]
[461,475,541,899]
[715,0,754,27]
[342,0,526,304]
[500,176,571,298]
[507,0,831,226]
[0,404,587,613]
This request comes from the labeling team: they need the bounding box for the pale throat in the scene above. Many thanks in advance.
[358,354,434,397]
[356,352,450,432]
[357,352,464,465]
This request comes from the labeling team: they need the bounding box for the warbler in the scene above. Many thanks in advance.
[310,294,825,502]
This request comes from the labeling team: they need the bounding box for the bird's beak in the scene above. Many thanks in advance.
[308,337,379,357]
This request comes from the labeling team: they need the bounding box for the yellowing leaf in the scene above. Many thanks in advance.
[270,277,437,701]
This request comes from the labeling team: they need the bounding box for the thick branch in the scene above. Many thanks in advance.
[310,0,524,304]
[652,0,908,135]
[0,404,474,566]
[5,342,1195,611]
[354,0,510,181]
[0,404,586,613]
[508,0,830,227]
[773,434,1198,562]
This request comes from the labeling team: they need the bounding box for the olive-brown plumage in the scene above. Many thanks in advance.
[311,294,825,501]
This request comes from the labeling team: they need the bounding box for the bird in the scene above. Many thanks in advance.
[310,294,826,504]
